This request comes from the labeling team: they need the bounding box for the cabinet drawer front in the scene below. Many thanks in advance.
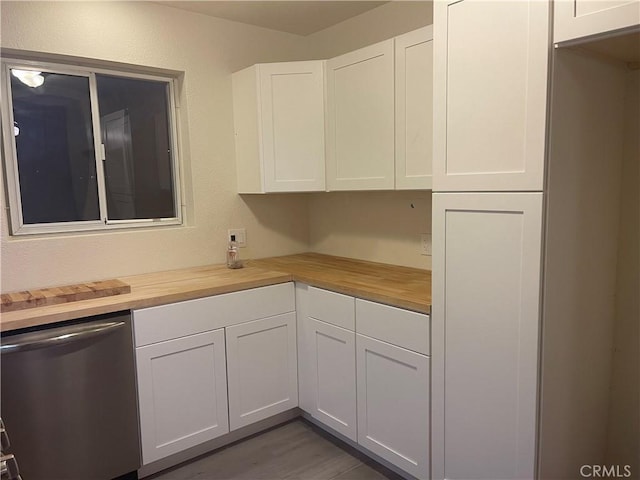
[308,287,355,330]
[356,299,429,355]
[133,283,295,346]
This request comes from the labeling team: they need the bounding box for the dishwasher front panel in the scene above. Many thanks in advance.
[1,311,141,480]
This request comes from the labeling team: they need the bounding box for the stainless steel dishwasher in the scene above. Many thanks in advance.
[1,311,141,480]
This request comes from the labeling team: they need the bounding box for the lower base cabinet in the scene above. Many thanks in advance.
[301,286,431,479]
[306,317,357,441]
[133,282,430,477]
[356,333,430,479]
[133,283,297,468]
[136,329,229,465]
[226,312,299,430]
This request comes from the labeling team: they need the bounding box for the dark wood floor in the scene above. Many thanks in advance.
[149,420,403,480]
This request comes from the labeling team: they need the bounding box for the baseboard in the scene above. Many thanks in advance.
[138,408,301,478]
[139,409,419,480]
[301,413,418,480]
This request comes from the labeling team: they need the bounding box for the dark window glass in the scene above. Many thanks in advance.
[11,70,100,224]
[96,75,176,220]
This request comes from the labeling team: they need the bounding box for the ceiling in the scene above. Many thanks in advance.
[158,1,389,36]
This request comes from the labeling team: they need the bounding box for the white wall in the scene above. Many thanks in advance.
[0,1,311,291]
[309,191,431,269]
[539,48,627,480]
[605,69,639,474]
[0,1,434,292]
[306,1,433,270]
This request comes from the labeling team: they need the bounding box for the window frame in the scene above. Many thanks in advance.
[1,58,183,236]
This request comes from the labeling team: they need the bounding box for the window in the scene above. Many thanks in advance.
[2,60,181,235]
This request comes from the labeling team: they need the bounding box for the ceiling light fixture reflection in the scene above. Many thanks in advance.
[11,69,45,88]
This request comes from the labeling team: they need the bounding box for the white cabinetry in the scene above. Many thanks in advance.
[395,26,433,190]
[300,286,430,479]
[226,312,298,430]
[305,287,357,441]
[133,283,296,465]
[356,334,430,480]
[135,330,229,465]
[232,61,325,193]
[355,299,430,480]
[432,0,549,192]
[554,0,640,44]
[431,193,543,480]
[233,26,435,193]
[326,40,395,191]
[306,318,357,441]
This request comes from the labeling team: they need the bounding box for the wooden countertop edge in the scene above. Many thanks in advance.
[1,254,431,332]
[288,274,430,314]
[0,275,293,332]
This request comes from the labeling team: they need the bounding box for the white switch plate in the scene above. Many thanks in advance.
[420,233,432,256]
[228,228,246,247]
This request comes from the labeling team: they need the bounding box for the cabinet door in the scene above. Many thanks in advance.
[395,26,433,190]
[306,318,357,442]
[433,0,549,192]
[554,0,640,44]
[326,40,395,191]
[136,329,229,465]
[259,61,326,192]
[356,334,430,480]
[431,193,543,480]
[226,313,298,430]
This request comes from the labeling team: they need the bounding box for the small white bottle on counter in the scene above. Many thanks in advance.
[226,235,242,269]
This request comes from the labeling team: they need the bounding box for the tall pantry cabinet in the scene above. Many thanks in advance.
[431,1,549,479]
[432,0,639,479]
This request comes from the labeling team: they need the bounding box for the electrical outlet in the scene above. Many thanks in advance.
[228,228,246,247]
[420,233,432,256]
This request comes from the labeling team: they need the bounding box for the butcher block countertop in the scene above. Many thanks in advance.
[251,253,431,314]
[1,253,431,332]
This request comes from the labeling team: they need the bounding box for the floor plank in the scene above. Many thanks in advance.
[148,420,401,480]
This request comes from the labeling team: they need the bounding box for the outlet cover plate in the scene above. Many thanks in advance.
[420,233,432,256]
[228,228,246,247]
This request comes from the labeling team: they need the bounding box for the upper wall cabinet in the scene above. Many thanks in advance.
[395,26,434,190]
[326,40,395,191]
[432,0,550,192]
[554,0,640,44]
[232,61,326,193]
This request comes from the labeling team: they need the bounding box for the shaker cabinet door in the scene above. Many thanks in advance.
[136,329,229,465]
[259,61,326,192]
[306,317,357,441]
[431,192,543,480]
[395,25,434,190]
[356,333,430,480]
[433,0,549,192]
[232,61,325,193]
[226,313,298,430]
[326,40,395,191]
